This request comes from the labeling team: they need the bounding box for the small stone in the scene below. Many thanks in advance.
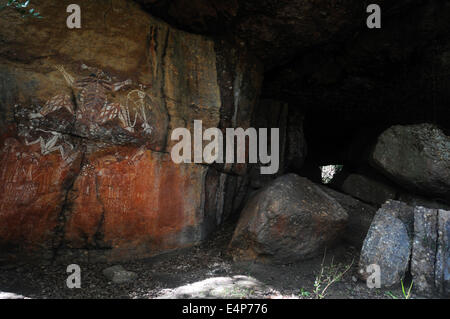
[103,265,137,284]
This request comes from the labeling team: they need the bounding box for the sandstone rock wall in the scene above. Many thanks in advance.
[0,0,262,262]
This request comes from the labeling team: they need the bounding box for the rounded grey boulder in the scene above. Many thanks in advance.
[371,124,450,201]
[358,201,413,287]
[229,174,348,263]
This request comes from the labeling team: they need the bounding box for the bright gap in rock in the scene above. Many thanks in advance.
[320,165,343,184]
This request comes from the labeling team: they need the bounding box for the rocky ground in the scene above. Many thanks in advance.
[0,222,433,300]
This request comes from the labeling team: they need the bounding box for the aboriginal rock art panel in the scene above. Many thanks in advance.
[14,103,80,163]
[0,132,82,250]
[55,64,169,150]
[12,64,169,162]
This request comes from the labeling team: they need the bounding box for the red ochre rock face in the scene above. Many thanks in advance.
[0,0,262,262]
[63,146,209,260]
[0,128,222,262]
[0,127,82,255]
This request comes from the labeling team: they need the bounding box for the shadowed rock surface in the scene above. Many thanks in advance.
[360,202,449,297]
[435,210,450,296]
[371,124,450,201]
[103,265,138,284]
[398,193,450,211]
[134,0,419,70]
[411,207,438,296]
[321,186,377,248]
[340,174,397,206]
[358,201,413,287]
[410,208,450,297]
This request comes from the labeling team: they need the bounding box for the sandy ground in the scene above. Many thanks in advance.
[0,222,432,299]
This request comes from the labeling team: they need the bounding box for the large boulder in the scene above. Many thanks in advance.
[321,186,377,248]
[371,124,450,201]
[358,201,414,287]
[229,174,348,263]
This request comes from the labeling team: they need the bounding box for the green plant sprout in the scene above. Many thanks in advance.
[401,279,414,299]
[299,288,311,298]
[385,279,414,299]
[0,0,42,18]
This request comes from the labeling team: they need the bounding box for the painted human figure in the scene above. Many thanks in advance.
[55,65,133,129]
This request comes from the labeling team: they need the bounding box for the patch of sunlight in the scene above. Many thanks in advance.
[156,275,267,299]
[320,165,343,184]
[0,291,27,299]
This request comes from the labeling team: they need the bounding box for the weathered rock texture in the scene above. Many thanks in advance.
[411,208,450,297]
[435,209,450,297]
[371,124,450,201]
[103,265,137,284]
[359,201,449,296]
[135,0,413,70]
[321,186,377,248]
[229,174,348,263]
[411,207,438,296]
[398,193,450,211]
[358,201,414,287]
[0,0,262,262]
[0,126,82,257]
[340,174,397,206]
